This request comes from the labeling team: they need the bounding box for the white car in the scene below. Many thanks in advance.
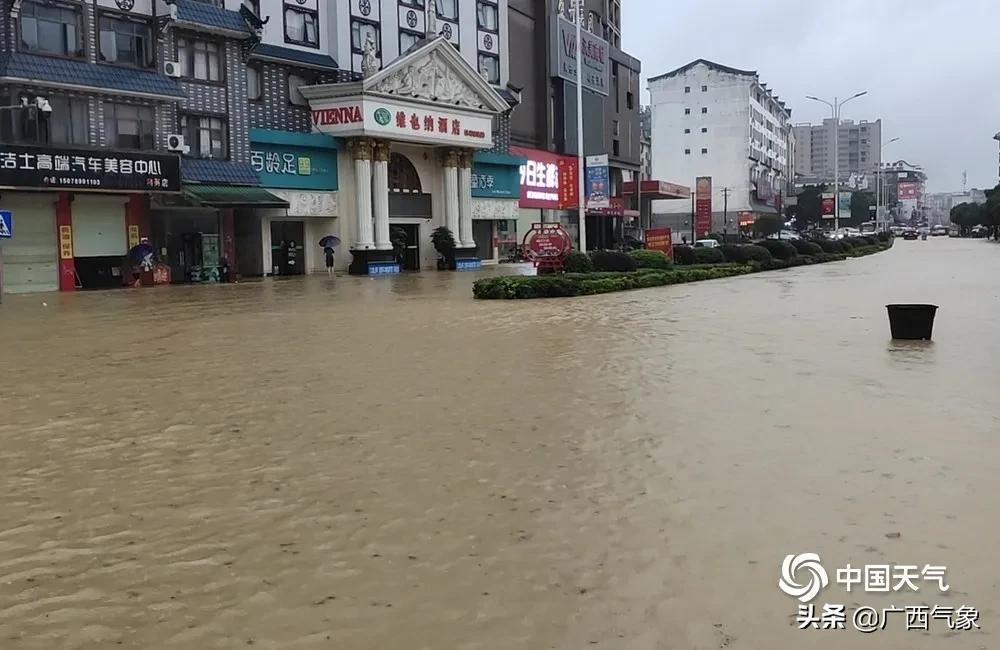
[694,239,720,248]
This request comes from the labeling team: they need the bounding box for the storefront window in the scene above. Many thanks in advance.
[105,103,155,150]
[20,1,82,57]
[246,65,262,100]
[285,7,319,47]
[46,94,88,145]
[177,37,223,82]
[181,114,228,160]
[99,13,153,67]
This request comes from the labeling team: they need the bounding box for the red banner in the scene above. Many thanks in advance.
[898,182,919,200]
[821,195,835,217]
[510,146,579,210]
[695,176,712,237]
[645,228,673,259]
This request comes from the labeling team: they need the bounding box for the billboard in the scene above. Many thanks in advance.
[0,145,180,192]
[551,16,610,96]
[898,182,919,200]
[585,154,610,209]
[695,176,712,237]
[510,146,579,210]
[839,191,852,220]
[645,228,673,259]
[821,193,835,218]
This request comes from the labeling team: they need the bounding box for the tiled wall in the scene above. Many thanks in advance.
[248,62,340,134]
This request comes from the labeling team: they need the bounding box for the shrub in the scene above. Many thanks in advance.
[839,239,855,251]
[562,250,593,273]
[877,231,892,243]
[756,239,798,260]
[589,250,637,272]
[630,249,673,269]
[673,245,697,265]
[789,238,811,254]
[818,239,844,253]
[720,244,773,263]
[693,247,725,264]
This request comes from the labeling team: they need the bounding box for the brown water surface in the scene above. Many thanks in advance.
[0,238,997,649]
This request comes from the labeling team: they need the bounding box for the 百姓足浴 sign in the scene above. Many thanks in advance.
[311,98,494,148]
[0,145,180,192]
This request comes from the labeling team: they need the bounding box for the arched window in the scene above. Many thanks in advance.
[388,153,422,193]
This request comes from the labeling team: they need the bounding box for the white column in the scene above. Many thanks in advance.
[352,139,375,249]
[458,150,476,249]
[372,140,391,250]
[443,149,461,239]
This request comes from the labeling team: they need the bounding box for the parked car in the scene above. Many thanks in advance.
[902,229,919,240]
[971,225,989,238]
[694,239,720,248]
[930,225,948,237]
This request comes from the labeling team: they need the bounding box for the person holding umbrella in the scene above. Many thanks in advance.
[319,235,340,276]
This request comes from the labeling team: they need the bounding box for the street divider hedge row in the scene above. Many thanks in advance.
[473,241,893,300]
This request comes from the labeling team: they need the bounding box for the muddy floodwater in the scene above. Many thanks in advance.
[1,238,998,649]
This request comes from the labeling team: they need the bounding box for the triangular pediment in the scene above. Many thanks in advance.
[364,37,509,114]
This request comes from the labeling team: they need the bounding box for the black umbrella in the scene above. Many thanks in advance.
[319,235,341,248]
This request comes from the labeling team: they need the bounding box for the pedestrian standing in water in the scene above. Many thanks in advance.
[324,245,336,276]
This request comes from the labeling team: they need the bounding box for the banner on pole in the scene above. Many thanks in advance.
[695,176,712,237]
[585,154,610,209]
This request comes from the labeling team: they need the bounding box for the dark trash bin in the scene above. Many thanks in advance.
[886,304,938,340]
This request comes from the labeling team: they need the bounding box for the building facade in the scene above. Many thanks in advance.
[647,59,794,238]
[793,118,882,184]
[0,0,522,294]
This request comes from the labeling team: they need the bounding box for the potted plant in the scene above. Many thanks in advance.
[431,226,457,270]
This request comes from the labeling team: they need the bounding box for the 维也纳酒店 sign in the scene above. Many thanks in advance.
[311,98,494,148]
[0,145,181,192]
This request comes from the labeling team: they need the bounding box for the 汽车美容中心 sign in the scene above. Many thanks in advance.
[0,145,180,192]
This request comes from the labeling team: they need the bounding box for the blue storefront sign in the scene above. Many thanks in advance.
[0,210,11,239]
[455,258,482,271]
[368,261,401,275]
[250,128,338,191]
[471,151,524,199]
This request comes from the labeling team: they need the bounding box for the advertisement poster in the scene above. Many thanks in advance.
[695,176,712,237]
[510,146,579,210]
[838,191,852,220]
[821,193,835,219]
[897,182,919,200]
[644,228,673,259]
[585,154,610,209]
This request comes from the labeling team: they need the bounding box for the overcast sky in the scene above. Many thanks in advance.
[623,0,1000,192]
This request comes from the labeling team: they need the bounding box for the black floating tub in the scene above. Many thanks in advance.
[886,304,938,340]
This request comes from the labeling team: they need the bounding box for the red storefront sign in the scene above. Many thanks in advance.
[510,146,579,210]
[645,228,673,259]
[695,176,712,237]
[738,210,755,227]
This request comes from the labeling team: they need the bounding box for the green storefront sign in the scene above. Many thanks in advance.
[250,128,338,191]
[472,151,524,199]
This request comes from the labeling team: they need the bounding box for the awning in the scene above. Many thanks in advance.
[184,185,290,208]
[620,180,691,200]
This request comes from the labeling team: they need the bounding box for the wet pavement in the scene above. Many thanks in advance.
[0,238,998,649]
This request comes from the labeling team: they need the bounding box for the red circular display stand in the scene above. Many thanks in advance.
[522,223,573,274]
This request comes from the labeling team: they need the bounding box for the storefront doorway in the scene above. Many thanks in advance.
[392,223,420,271]
[270,221,305,276]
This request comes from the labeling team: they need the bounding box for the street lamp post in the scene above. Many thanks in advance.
[876,136,900,231]
[573,0,587,253]
[805,91,867,231]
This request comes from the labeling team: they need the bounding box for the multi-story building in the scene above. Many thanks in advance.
[793,118,882,183]
[875,159,927,223]
[647,59,794,237]
[0,0,523,294]
[506,0,667,250]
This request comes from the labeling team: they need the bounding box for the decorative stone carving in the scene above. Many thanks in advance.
[425,3,437,35]
[441,148,460,168]
[361,36,380,78]
[270,190,338,218]
[372,140,391,163]
[350,138,374,161]
[471,198,519,221]
[371,52,484,109]
[459,150,474,169]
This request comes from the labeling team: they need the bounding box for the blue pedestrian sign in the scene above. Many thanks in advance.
[0,210,10,239]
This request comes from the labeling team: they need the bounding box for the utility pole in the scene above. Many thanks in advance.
[776,188,782,240]
[689,190,695,244]
[721,187,731,242]
[573,0,587,252]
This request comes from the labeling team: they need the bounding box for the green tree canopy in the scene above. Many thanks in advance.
[753,214,783,237]
[950,202,983,236]
[790,184,827,230]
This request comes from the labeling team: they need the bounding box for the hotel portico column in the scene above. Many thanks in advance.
[457,150,477,252]
[442,149,461,242]
[372,140,392,251]
[351,138,375,249]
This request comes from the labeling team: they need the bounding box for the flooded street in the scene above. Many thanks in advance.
[1,238,998,649]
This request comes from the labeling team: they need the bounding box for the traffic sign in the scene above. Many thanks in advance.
[0,210,10,239]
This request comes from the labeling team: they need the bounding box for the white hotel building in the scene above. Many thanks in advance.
[648,59,794,236]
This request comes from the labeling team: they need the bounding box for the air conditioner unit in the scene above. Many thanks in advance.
[166,134,189,153]
[164,61,182,78]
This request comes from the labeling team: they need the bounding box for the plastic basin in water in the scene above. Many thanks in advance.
[886,304,938,340]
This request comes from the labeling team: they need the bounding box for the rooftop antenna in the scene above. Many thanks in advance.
[962,170,968,193]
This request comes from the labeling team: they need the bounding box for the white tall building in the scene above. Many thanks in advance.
[647,59,793,236]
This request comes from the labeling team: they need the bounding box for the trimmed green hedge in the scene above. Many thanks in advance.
[473,241,893,299]
[673,245,697,265]
[563,250,593,273]
[757,239,798,260]
[590,250,637,272]
[630,249,673,269]
[693,247,725,264]
[720,244,772,263]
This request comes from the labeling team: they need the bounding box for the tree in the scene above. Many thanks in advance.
[790,184,827,231]
[983,185,1000,239]
[753,214,782,238]
[849,191,875,226]
[950,202,983,237]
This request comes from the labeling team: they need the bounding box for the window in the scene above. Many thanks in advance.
[288,73,315,106]
[683,128,690,134]
[613,120,620,137]
[242,0,260,15]
[626,91,634,110]
[684,86,690,93]
[701,107,708,114]
[104,103,155,150]
[399,30,421,53]
[684,149,691,155]
[246,65,261,100]
[45,94,88,145]
[477,1,499,31]
[613,140,620,157]
[478,53,499,84]
[701,148,708,154]
[177,37,222,82]
[285,6,319,47]
[351,20,380,54]
[400,0,424,6]
[436,0,458,21]
[99,14,153,67]
[684,108,691,115]
[20,1,82,57]
[701,127,708,133]
[701,85,707,92]
[181,114,228,159]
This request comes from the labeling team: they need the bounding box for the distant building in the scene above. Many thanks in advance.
[793,119,882,183]
[647,59,794,237]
